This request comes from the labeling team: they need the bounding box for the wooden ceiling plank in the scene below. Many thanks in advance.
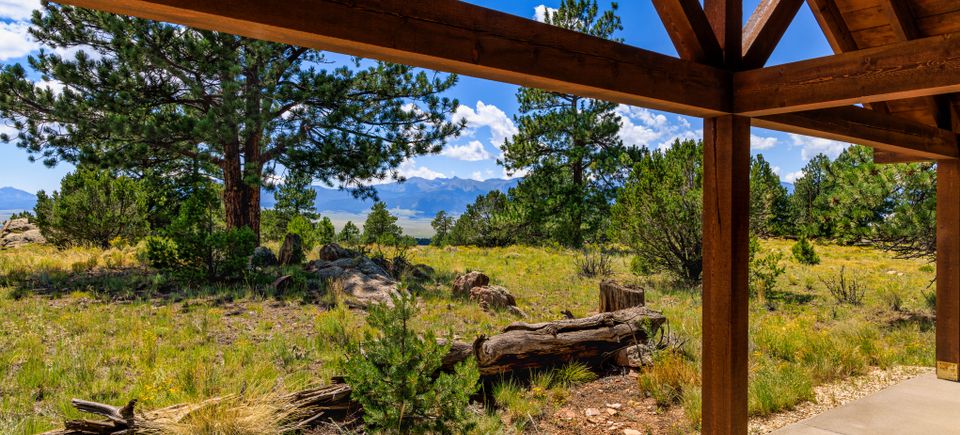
[806,0,860,52]
[742,0,805,68]
[755,106,959,159]
[734,32,960,116]
[652,0,723,64]
[54,0,731,117]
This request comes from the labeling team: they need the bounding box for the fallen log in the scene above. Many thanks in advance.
[474,306,665,375]
[599,280,645,312]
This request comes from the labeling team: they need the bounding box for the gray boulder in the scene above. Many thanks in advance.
[249,246,278,268]
[452,271,489,297]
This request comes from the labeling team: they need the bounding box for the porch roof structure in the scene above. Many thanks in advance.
[54,1,960,433]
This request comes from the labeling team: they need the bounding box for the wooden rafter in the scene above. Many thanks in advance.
[56,0,732,117]
[734,32,960,116]
[741,0,805,69]
[651,0,722,64]
[805,0,858,52]
[755,107,960,160]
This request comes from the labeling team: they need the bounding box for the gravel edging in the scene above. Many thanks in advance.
[749,365,933,434]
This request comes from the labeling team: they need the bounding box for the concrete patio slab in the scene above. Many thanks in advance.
[772,374,960,435]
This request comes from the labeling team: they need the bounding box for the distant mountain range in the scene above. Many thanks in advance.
[263,177,522,217]
[0,187,37,211]
[0,177,795,220]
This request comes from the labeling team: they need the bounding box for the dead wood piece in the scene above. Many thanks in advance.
[599,280,645,312]
[474,306,665,375]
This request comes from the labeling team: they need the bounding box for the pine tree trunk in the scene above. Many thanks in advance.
[222,142,248,231]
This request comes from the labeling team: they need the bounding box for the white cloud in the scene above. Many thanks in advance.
[0,21,36,61]
[441,140,492,161]
[784,171,804,183]
[614,104,700,151]
[789,134,849,161]
[771,166,782,176]
[751,134,778,150]
[0,0,41,21]
[533,4,558,22]
[502,166,528,180]
[453,101,518,151]
[394,159,445,181]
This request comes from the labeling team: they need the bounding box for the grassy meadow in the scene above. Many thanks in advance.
[0,240,938,433]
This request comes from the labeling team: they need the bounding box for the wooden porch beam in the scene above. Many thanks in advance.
[937,160,960,382]
[57,0,731,117]
[754,106,960,160]
[734,32,960,116]
[701,0,749,433]
[742,0,805,69]
[651,0,723,64]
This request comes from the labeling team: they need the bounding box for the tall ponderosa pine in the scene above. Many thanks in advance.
[501,0,630,247]
[430,210,453,246]
[274,170,318,221]
[0,3,461,240]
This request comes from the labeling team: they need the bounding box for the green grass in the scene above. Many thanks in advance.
[0,240,938,433]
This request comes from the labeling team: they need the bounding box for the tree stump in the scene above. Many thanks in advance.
[599,280,645,312]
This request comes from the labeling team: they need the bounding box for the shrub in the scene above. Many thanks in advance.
[142,236,179,269]
[343,292,479,433]
[34,168,148,248]
[878,283,905,312]
[820,266,866,305]
[791,237,820,265]
[362,202,403,244]
[611,139,703,284]
[575,244,612,278]
[749,238,785,302]
[285,216,318,251]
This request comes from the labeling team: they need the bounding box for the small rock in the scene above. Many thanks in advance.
[278,233,304,266]
[623,429,642,435]
[605,407,618,415]
[318,243,354,261]
[556,409,576,420]
[606,403,622,409]
[452,271,489,297]
[585,408,601,417]
[470,285,517,310]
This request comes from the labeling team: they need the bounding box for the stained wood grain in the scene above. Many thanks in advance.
[57,0,731,117]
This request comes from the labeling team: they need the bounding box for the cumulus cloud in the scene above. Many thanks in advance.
[751,134,778,150]
[394,159,445,181]
[533,4,558,22]
[441,140,493,161]
[452,101,517,152]
[614,105,700,151]
[0,21,37,61]
[502,166,529,180]
[0,0,41,21]
[789,134,849,161]
[784,170,804,183]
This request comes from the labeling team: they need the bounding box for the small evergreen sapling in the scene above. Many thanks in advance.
[343,292,479,433]
[791,237,820,265]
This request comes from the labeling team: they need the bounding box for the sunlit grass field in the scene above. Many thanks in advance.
[0,240,937,433]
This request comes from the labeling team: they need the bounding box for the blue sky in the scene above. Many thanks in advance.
[0,0,852,193]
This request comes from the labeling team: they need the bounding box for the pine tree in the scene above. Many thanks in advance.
[339,221,361,246]
[750,154,790,237]
[430,210,454,246]
[317,216,336,245]
[362,202,403,244]
[274,170,318,222]
[500,0,630,247]
[0,3,462,240]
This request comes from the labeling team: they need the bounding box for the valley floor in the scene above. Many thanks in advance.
[0,240,938,433]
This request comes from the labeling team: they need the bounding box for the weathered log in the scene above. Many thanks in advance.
[599,280,645,312]
[474,306,665,375]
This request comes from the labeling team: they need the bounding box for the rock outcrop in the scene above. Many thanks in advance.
[1,218,45,248]
[452,271,489,297]
[307,244,398,308]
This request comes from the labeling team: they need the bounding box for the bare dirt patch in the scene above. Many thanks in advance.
[537,373,691,434]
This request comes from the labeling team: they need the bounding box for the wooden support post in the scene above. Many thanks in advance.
[702,115,751,433]
[937,159,960,381]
